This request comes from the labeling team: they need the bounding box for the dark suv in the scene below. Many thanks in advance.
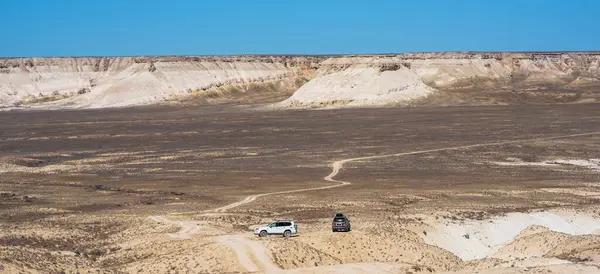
[331,213,351,232]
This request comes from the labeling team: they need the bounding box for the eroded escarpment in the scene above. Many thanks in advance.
[0,56,323,110]
[276,52,600,108]
[2,52,600,110]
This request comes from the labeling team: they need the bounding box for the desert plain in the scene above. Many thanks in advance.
[2,102,600,273]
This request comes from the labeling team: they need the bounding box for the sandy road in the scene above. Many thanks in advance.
[204,130,600,214]
[151,130,600,272]
[206,160,351,213]
[216,233,282,273]
[148,216,202,239]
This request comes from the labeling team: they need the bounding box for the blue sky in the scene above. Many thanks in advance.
[1,0,598,57]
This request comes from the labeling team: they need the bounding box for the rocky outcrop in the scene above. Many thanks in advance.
[2,52,600,110]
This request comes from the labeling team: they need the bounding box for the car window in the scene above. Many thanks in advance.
[277,222,291,227]
[268,222,275,228]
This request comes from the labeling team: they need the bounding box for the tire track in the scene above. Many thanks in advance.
[206,130,600,213]
[148,216,202,239]
[216,233,281,273]
[152,130,600,272]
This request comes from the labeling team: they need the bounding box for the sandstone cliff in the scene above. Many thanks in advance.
[1,52,599,110]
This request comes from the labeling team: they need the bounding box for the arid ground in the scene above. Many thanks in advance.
[2,103,600,273]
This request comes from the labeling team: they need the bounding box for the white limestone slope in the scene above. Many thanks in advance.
[70,62,292,108]
[3,52,600,110]
[423,210,600,261]
[276,57,434,108]
[0,57,301,109]
[274,52,600,108]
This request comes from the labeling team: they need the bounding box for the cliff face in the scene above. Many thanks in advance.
[0,56,322,109]
[277,52,600,108]
[2,52,600,110]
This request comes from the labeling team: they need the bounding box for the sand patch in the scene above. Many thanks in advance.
[423,210,600,261]
[491,157,600,172]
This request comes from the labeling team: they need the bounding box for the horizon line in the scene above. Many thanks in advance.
[3,50,600,59]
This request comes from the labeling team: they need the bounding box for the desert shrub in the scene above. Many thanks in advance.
[379,64,402,72]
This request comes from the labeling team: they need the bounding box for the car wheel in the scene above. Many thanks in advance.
[259,230,268,237]
[283,230,291,238]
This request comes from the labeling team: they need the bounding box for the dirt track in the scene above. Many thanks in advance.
[2,103,600,273]
[151,129,600,273]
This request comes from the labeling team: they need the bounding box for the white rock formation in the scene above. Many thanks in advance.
[2,52,600,110]
[423,210,600,261]
[0,56,317,109]
[276,57,434,108]
[273,52,600,108]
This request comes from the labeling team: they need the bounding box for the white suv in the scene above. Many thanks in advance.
[254,220,298,238]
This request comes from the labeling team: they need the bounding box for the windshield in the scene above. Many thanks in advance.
[334,218,345,222]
